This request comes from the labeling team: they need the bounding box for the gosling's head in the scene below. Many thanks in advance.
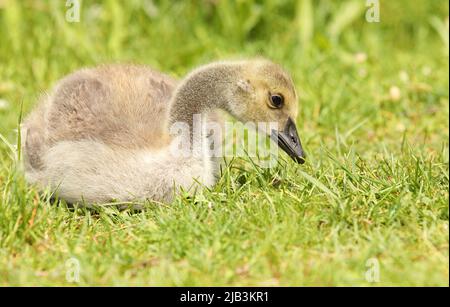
[227,59,306,164]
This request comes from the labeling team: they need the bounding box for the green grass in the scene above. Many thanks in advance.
[0,0,448,286]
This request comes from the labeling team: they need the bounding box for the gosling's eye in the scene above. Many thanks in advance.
[269,93,284,109]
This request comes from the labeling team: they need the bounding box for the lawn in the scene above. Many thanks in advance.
[0,0,448,286]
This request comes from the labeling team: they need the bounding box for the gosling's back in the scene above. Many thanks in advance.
[22,64,178,172]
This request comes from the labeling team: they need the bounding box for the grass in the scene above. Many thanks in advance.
[0,0,448,286]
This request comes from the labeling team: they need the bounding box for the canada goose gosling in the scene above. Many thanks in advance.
[22,59,305,204]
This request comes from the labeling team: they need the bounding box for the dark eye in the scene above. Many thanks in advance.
[269,93,284,109]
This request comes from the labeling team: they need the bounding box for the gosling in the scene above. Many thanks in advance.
[21,59,306,204]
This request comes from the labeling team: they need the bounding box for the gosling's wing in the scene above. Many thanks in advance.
[45,64,177,149]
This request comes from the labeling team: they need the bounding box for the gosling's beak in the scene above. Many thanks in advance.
[271,117,306,164]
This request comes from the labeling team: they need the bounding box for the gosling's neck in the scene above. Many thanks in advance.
[168,62,240,128]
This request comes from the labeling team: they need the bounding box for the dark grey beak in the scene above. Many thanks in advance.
[271,117,306,164]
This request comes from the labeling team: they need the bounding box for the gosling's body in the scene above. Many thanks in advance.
[22,59,303,204]
[23,65,218,203]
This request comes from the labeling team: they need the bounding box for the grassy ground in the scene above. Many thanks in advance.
[0,0,448,286]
